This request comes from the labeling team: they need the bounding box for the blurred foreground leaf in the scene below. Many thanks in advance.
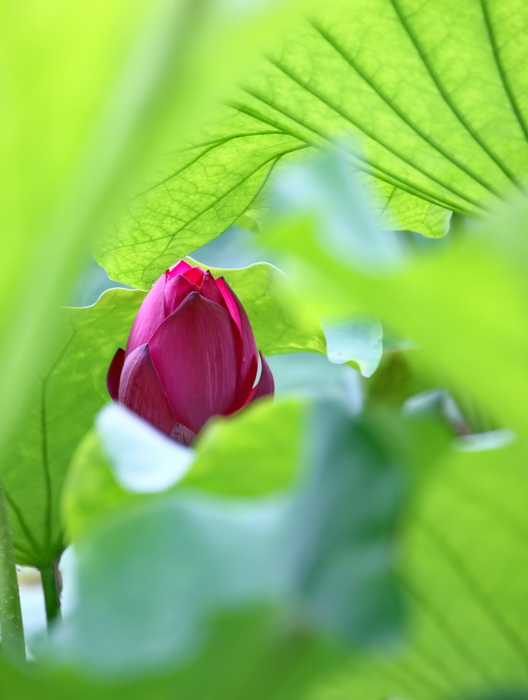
[56,400,406,676]
[255,150,528,696]
[56,495,289,673]
[20,387,528,699]
[323,441,528,699]
[286,401,405,646]
[0,610,338,700]
[7,428,528,698]
[63,399,304,541]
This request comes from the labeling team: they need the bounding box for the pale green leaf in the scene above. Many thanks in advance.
[183,398,304,496]
[286,401,405,647]
[13,401,528,699]
[56,494,289,673]
[324,319,383,377]
[62,398,304,542]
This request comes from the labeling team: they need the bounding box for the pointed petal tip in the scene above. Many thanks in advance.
[182,266,205,285]
[167,259,192,280]
[163,272,195,316]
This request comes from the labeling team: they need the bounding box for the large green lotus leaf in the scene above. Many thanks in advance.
[97,0,528,289]
[62,398,305,541]
[95,98,449,291]
[0,290,144,568]
[95,116,309,288]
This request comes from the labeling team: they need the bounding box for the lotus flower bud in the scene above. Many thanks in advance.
[107,260,274,445]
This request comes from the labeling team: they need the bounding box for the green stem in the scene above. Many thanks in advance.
[40,563,61,626]
[0,480,25,661]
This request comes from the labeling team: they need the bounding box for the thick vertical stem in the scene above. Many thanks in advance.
[40,563,61,626]
[0,480,25,661]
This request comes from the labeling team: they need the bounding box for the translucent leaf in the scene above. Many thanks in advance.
[98,0,528,287]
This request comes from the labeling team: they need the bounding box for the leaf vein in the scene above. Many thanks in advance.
[388,0,522,188]
[310,19,515,195]
[267,56,491,210]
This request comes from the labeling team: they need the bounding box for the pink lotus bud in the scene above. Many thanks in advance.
[107,260,274,445]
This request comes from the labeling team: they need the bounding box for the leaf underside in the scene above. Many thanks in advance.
[95,0,528,288]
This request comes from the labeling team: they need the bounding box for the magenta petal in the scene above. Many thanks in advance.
[149,292,240,435]
[167,259,192,280]
[216,277,259,387]
[170,423,197,446]
[107,348,125,400]
[215,277,241,329]
[125,275,166,357]
[253,353,274,400]
[119,344,179,436]
[183,267,205,285]
[198,271,226,308]
[163,274,195,316]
